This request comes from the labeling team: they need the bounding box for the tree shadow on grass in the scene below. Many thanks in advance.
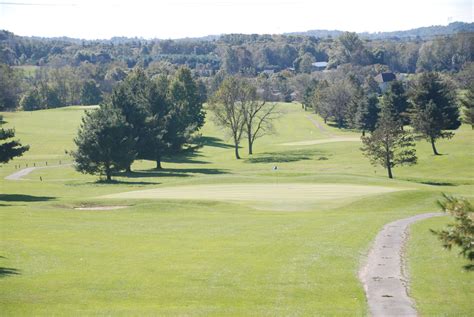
[245,149,329,164]
[0,194,55,202]
[463,264,474,271]
[121,167,228,179]
[162,136,235,164]
[95,179,161,185]
[198,136,234,149]
[419,181,456,186]
[0,267,20,278]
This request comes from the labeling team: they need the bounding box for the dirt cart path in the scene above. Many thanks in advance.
[359,212,443,317]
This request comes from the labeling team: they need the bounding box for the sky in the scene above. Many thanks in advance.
[0,0,472,39]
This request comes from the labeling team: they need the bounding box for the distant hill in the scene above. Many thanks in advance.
[286,22,474,40]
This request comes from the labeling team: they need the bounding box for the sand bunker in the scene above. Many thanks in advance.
[102,183,405,203]
[281,137,360,146]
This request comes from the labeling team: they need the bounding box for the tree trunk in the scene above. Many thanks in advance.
[106,166,112,181]
[248,135,253,155]
[156,159,162,169]
[234,142,240,159]
[386,152,393,179]
[386,163,393,179]
[430,138,440,155]
[362,130,365,137]
[126,165,131,173]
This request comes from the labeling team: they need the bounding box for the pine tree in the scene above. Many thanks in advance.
[71,105,136,181]
[410,72,461,155]
[166,67,206,155]
[361,106,417,179]
[459,83,474,129]
[383,80,410,127]
[355,94,380,136]
[0,116,29,164]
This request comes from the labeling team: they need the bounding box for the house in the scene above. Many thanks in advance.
[311,61,328,71]
[261,69,275,76]
[374,72,396,92]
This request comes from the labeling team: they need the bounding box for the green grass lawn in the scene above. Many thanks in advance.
[408,216,473,316]
[1,104,472,315]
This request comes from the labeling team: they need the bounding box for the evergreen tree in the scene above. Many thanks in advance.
[71,105,136,181]
[347,84,366,129]
[0,115,29,164]
[355,94,380,136]
[410,72,461,155]
[459,83,474,129]
[110,68,149,171]
[383,80,409,127]
[139,75,171,169]
[361,106,417,179]
[166,67,206,154]
[80,80,103,105]
[431,195,474,266]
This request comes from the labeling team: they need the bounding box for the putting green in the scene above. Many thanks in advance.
[102,183,406,203]
[280,137,361,146]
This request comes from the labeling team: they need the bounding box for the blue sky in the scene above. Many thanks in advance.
[0,0,472,39]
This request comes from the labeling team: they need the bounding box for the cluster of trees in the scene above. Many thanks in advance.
[303,70,464,178]
[19,66,105,110]
[72,67,205,180]
[354,72,461,178]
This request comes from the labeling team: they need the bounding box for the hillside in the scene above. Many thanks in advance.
[287,21,474,39]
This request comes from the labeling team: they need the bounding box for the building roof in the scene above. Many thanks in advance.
[312,61,328,68]
[374,72,396,83]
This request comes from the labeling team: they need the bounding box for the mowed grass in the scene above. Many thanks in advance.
[1,104,473,315]
[408,217,474,316]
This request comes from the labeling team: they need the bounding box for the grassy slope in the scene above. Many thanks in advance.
[1,104,473,315]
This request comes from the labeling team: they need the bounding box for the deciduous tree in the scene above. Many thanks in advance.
[241,82,279,155]
[209,77,246,159]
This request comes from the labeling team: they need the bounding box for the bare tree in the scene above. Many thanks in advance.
[242,82,279,155]
[210,77,280,158]
[209,77,246,159]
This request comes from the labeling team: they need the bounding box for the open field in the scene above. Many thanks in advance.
[1,104,473,315]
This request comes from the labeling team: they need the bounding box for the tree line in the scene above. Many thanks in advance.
[1,29,472,111]
[305,71,466,178]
